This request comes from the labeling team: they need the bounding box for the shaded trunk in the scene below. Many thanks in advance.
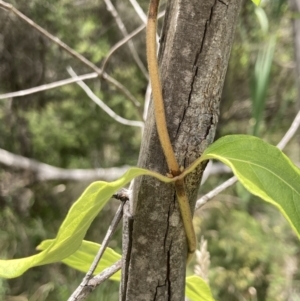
[121,0,242,300]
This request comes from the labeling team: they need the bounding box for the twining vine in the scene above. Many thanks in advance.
[146,0,196,258]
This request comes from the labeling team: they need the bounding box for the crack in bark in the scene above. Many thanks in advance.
[153,284,159,301]
[218,0,229,6]
[199,20,209,55]
[209,2,215,23]
[167,241,172,301]
[163,199,173,251]
[205,116,214,139]
[152,241,171,301]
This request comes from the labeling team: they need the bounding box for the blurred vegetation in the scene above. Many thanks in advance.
[0,0,299,300]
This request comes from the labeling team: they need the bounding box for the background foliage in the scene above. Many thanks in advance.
[0,0,299,300]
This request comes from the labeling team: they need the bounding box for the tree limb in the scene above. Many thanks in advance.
[103,0,148,79]
[67,67,144,128]
[0,148,129,182]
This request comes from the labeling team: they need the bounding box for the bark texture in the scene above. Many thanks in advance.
[121,1,242,300]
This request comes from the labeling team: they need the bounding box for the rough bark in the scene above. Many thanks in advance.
[121,1,242,300]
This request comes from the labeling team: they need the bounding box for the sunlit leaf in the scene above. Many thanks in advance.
[37,239,121,281]
[0,167,171,279]
[255,7,268,34]
[251,0,261,6]
[185,275,215,301]
[197,135,300,238]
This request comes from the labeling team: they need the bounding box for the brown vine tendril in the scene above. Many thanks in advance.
[146,0,196,259]
[146,0,179,175]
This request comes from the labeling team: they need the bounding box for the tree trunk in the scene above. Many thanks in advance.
[121,0,242,300]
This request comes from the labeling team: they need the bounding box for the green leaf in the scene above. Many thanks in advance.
[0,167,171,279]
[199,135,300,238]
[254,7,268,33]
[37,239,121,281]
[251,36,276,135]
[185,275,215,301]
[251,0,261,6]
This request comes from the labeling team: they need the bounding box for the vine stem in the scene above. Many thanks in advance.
[175,179,197,257]
[146,0,196,258]
[146,0,179,175]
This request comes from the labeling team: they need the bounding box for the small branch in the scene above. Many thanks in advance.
[195,110,300,210]
[68,260,122,301]
[112,188,131,202]
[0,72,141,110]
[276,110,300,150]
[0,1,95,72]
[88,259,122,288]
[0,0,140,109]
[68,200,126,301]
[101,24,145,74]
[129,0,160,44]
[143,81,152,121]
[195,176,237,210]
[0,148,129,182]
[103,0,148,79]
[0,73,97,100]
[101,11,165,76]
[67,68,144,128]
[129,0,147,24]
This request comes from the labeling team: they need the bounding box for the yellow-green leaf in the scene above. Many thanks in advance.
[186,275,215,301]
[37,239,121,281]
[0,167,171,279]
[252,0,261,6]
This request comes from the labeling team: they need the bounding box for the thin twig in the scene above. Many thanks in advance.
[103,0,148,79]
[67,68,144,128]
[0,0,140,109]
[0,73,97,100]
[143,81,152,121]
[128,0,160,44]
[88,259,122,287]
[101,24,145,74]
[69,260,122,301]
[129,0,147,24]
[276,110,300,150]
[101,11,165,76]
[195,110,300,210]
[68,201,126,301]
[195,176,237,210]
[0,74,141,113]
